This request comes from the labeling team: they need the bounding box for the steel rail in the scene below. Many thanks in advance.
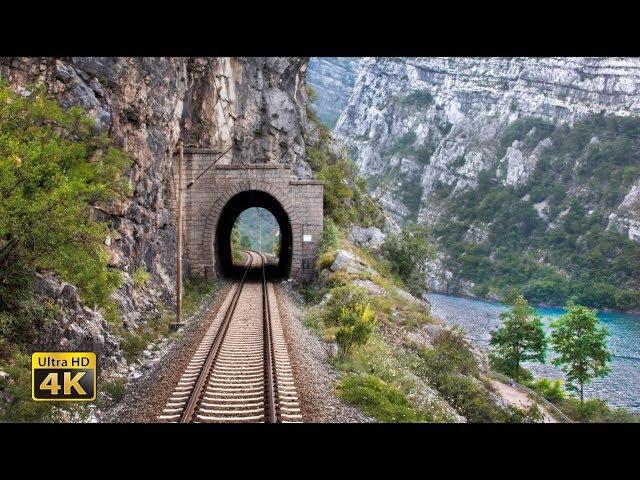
[179,251,253,423]
[260,252,278,423]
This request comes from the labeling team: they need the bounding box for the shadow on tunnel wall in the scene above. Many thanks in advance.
[215,190,292,278]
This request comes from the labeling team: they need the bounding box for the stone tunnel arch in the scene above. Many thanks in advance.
[214,190,293,278]
[179,152,323,284]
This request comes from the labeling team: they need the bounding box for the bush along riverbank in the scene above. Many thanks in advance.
[299,219,546,423]
[489,295,639,423]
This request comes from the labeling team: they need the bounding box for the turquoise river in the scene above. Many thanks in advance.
[427,293,640,412]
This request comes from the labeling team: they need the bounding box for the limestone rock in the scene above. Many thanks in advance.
[352,279,384,296]
[349,225,386,250]
[330,249,375,276]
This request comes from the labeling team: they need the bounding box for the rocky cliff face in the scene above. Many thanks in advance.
[307,57,360,128]
[0,57,310,369]
[312,57,640,303]
[334,57,640,227]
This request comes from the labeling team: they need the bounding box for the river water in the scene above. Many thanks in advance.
[426,293,640,412]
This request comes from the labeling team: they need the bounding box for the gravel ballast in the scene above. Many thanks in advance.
[102,276,368,423]
[104,281,233,423]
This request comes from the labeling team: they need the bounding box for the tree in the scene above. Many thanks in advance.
[550,304,610,403]
[489,295,547,381]
[381,224,435,295]
[0,81,130,318]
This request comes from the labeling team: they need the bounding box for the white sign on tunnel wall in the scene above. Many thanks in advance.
[303,234,312,242]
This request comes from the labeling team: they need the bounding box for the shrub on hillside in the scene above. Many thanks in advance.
[335,303,376,355]
[558,397,639,423]
[527,378,566,404]
[381,224,434,296]
[0,81,131,346]
[336,373,427,422]
[306,115,385,229]
[132,266,150,288]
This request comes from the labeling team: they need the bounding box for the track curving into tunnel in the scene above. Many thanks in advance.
[215,190,292,279]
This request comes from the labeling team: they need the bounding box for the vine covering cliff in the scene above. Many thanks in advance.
[309,57,640,310]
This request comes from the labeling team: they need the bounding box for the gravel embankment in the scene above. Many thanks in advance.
[105,281,233,423]
[275,281,371,423]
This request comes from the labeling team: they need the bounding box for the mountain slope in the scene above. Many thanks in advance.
[309,57,640,310]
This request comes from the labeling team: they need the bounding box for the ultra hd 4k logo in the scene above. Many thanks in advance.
[32,352,96,401]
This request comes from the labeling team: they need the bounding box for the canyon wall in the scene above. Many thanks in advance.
[309,57,640,302]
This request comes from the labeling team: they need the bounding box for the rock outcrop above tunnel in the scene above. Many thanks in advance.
[0,57,311,364]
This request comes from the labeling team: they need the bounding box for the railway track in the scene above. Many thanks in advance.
[158,250,302,423]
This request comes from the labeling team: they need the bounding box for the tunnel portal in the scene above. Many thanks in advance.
[216,191,292,278]
[178,149,323,284]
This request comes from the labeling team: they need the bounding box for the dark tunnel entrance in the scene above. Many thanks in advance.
[215,190,292,278]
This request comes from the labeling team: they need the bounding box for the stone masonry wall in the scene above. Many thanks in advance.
[179,149,323,283]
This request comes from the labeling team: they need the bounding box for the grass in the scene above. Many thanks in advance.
[557,398,639,423]
[337,374,428,422]
[102,377,127,403]
[132,266,151,288]
[120,309,173,363]
[182,279,217,318]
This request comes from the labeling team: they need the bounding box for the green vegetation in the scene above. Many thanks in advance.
[556,397,638,423]
[527,378,566,403]
[489,295,547,381]
[121,309,173,362]
[433,114,640,311]
[401,90,434,108]
[381,224,435,296]
[336,374,428,422]
[306,115,386,229]
[132,266,151,289]
[0,82,130,325]
[335,303,376,355]
[387,131,417,158]
[102,377,127,403]
[182,278,217,319]
[0,83,132,421]
[0,81,130,349]
[550,305,611,403]
[497,117,555,158]
[230,225,243,264]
